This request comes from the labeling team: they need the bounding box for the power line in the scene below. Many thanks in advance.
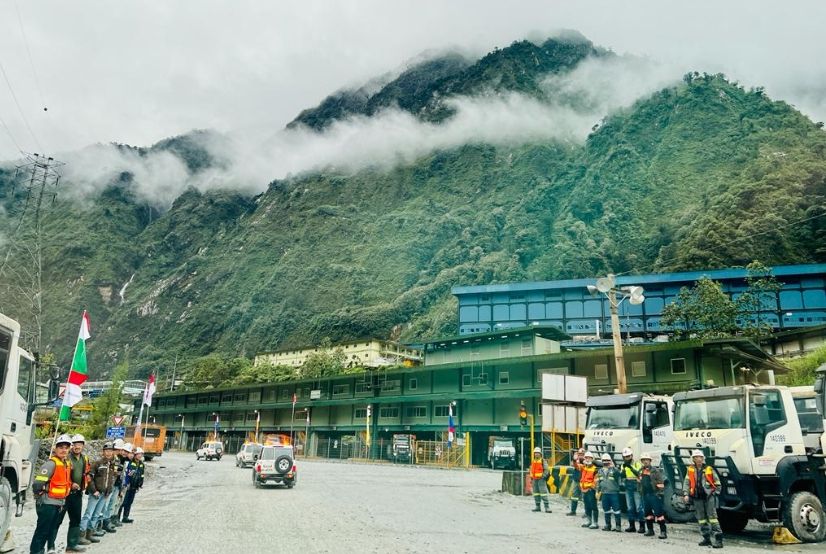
[0,57,43,152]
[0,110,23,153]
[12,0,47,112]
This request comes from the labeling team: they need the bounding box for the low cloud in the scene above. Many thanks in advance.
[56,54,680,207]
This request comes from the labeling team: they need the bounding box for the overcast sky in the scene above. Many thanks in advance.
[0,0,825,162]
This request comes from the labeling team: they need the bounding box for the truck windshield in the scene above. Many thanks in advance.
[493,441,512,448]
[674,396,745,430]
[587,403,639,430]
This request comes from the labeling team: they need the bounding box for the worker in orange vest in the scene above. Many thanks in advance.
[30,434,74,554]
[575,451,599,529]
[683,450,723,548]
[529,447,552,513]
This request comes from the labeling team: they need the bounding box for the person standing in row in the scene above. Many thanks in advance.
[80,441,118,544]
[638,453,667,540]
[619,448,645,534]
[565,448,585,516]
[102,440,127,531]
[684,450,724,549]
[529,447,552,513]
[29,434,73,554]
[120,447,145,523]
[597,453,622,532]
[50,434,90,552]
[576,452,599,529]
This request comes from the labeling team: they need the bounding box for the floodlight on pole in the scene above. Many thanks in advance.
[586,274,646,394]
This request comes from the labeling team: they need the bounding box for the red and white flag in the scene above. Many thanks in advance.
[143,373,156,406]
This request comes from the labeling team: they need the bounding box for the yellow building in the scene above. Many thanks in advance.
[255,340,422,370]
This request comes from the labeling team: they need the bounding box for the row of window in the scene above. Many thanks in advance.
[353,405,451,419]
[590,358,685,381]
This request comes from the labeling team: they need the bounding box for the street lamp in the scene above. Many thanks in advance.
[587,274,645,394]
[177,413,185,449]
[253,409,260,444]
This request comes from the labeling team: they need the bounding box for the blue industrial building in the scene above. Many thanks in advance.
[452,264,826,337]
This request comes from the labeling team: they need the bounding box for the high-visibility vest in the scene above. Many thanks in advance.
[687,465,716,497]
[622,460,641,479]
[579,464,597,490]
[530,460,545,479]
[46,456,72,500]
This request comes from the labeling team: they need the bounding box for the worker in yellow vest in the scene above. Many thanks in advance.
[683,450,723,548]
[30,434,73,554]
[529,447,552,513]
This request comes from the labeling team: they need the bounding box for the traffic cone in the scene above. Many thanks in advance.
[772,526,801,544]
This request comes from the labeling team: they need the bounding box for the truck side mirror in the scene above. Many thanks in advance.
[815,373,825,417]
[48,379,60,402]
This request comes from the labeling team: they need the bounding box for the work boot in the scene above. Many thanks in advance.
[122,517,134,524]
[103,519,117,533]
[46,548,56,554]
[532,506,542,512]
[544,506,552,513]
[111,515,123,527]
[77,529,91,546]
[712,533,723,549]
[85,530,100,543]
[614,515,622,531]
[645,520,655,537]
[565,511,576,516]
[625,521,636,533]
[699,534,712,546]
[66,527,87,552]
[589,521,599,530]
[581,515,592,528]
[658,522,668,540]
[637,522,647,534]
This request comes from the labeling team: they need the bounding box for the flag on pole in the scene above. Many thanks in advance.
[214,414,220,438]
[292,392,297,406]
[143,373,156,406]
[59,311,91,421]
[447,403,455,447]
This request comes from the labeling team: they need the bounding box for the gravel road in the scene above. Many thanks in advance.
[7,452,821,553]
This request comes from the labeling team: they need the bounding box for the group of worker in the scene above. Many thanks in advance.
[29,434,147,554]
[530,446,724,549]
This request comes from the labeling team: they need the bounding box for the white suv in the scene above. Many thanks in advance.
[252,445,297,488]
[236,443,263,467]
[196,441,224,461]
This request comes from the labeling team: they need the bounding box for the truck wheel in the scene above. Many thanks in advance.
[275,456,292,475]
[718,511,749,533]
[662,482,694,523]
[0,477,12,548]
[783,491,826,543]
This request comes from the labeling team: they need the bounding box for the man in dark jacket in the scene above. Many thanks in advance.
[119,447,145,523]
[638,452,667,539]
[79,441,117,544]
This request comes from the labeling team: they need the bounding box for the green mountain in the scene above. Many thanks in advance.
[1,35,825,380]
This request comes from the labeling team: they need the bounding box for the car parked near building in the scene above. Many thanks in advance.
[236,442,263,467]
[252,445,297,488]
[196,441,224,461]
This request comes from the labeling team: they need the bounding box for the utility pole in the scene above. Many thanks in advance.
[0,153,63,353]
[608,288,628,394]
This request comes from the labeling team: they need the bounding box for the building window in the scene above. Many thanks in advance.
[234,392,248,403]
[470,344,480,357]
[462,374,471,386]
[499,371,510,385]
[521,339,532,356]
[594,363,609,380]
[355,382,371,393]
[354,408,368,419]
[409,378,418,391]
[266,388,278,401]
[631,361,646,377]
[671,358,687,375]
[246,412,258,423]
[434,405,451,417]
[382,379,400,391]
[198,396,208,405]
[249,390,261,403]
[333,384,349,395]
[405,406,426,418]
[478,373,488,385]
[499,342,510,356]
[379,407,399,418]
[209,393,220,404]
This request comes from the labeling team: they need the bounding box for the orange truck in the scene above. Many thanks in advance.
[127,424,167,461]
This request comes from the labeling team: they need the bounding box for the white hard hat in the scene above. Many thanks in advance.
[135,447,144,454]
[71,434,85,444]
[691,449,705,458]
[122,443,133,453]
[533,447,542,454]
[621,447,633,457]
[583,451,594,459]
[55,434,73,446]
[113,439,125,449]
[640,452,653,461]
[601,453,612,461]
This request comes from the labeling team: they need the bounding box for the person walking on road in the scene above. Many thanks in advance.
[80,441,118,544]
[619,447,644,533]
[120,446,146,523]
[29,434,73,554]
[50,434,90,552]
[529,447,552,513]
[597,453,622,532]
[638,453,667,540]
[575,451,599,529]
[566,448,585,516]
[683,450,723,549]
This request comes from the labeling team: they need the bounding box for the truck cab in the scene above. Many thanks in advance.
[0,313,41,547]
[584,392,673,465]
[665,380,826,542]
